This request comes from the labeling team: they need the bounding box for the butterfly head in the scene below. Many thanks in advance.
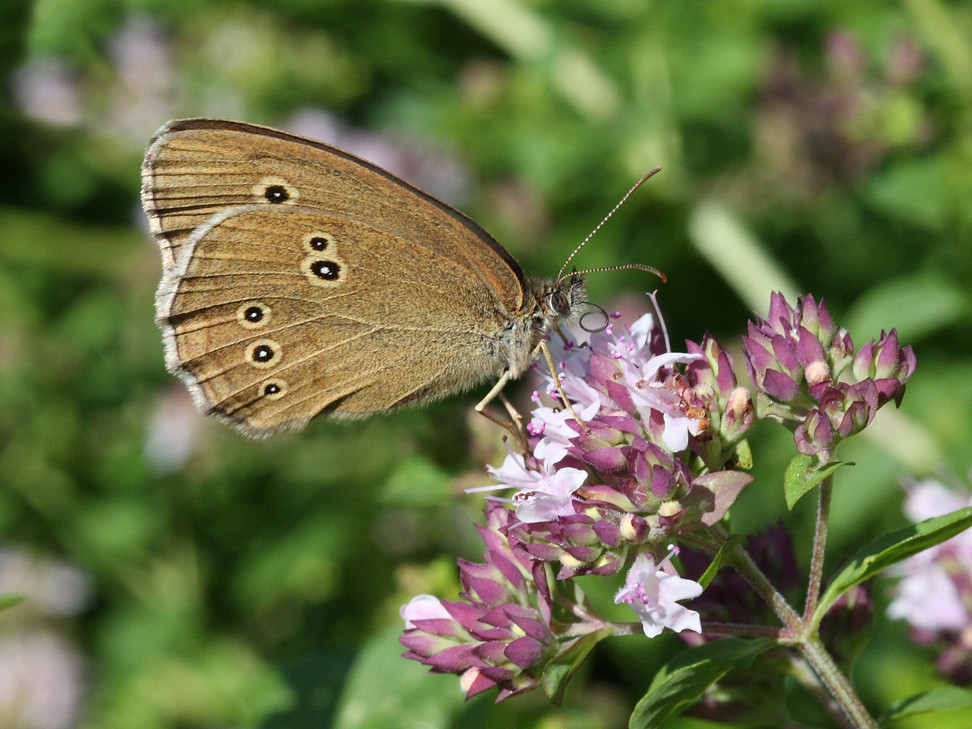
[541,272,588,329]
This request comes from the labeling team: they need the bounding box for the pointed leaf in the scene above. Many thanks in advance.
[696,535,741,589]
[784,455,850,510]
[629,638,777,728]
[815,506,972,625]
[542,626,613,705]
[878,686,972,726]
[692,471,754,526]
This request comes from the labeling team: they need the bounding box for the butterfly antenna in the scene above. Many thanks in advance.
[557,166,663,280]
[561,262,666,284]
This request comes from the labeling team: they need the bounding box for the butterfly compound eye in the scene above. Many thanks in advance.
[548,290,571,316]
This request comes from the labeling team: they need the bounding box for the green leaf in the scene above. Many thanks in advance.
[629,638,778,729]
[815,506,972,624]
[542,626,613,705]
[693,471,754,526]
[878,686,972,725]
[783,455,851,510]
[696,535,741,589]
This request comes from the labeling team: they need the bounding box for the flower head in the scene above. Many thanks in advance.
[404,302,758,701]
[399,502,559,700]
[476,312,753,578]
[744,293,915,457]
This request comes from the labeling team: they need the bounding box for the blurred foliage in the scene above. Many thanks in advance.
[0,0,970,727]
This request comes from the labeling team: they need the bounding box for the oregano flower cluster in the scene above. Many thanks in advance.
[400,293,930,727]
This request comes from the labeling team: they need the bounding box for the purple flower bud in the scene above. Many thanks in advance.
[400,506,562,701]
[504,635,547,669]
[582,446,628,472]
[746,294,916,455]
[723,387,754,441]
[795,327,828,376]
[766,291,796,333]
[795,409,830,455]
[829,327,855,378]
[685,336,753,450]
[458,559,518,607]
[619,513,649,542]
[853,329,916,406]
[761,368,803,403]
[744,294,859,419]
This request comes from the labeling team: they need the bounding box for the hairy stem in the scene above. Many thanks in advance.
[798,636,878,729]
[789,653,857,729]
[804,474,833,622]
[728,536,878,729]
[729,537,802,633]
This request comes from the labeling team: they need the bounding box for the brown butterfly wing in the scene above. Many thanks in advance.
[144,118,534,435]
[142,118,524,314]
[157,204,520,436]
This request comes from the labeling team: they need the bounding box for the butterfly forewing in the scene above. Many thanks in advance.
[142,119,525,313]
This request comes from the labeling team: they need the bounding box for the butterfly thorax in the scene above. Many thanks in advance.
[494,273,588,379]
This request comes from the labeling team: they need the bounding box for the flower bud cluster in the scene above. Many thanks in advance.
[486,313,753,577]
[400,294,916,702]
[743,293,914,455]
[401,502,558,700]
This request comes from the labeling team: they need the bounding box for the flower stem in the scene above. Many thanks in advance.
[804,474,833,622]
[728,536,802,633]
[798,636,878,729]
[727,534,878,728]
[789,653,858,729]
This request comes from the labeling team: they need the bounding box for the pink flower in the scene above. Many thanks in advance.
[887,566,968,632]
[614,551,703,638]
[529,405,587,466]
[474,449,587,524]
[512,468,588,523]
[887,479,972,633]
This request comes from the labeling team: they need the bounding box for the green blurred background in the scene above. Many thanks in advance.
[0,0,970,727]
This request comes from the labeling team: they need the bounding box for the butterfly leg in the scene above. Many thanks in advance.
[538,340,589,431]
[498,391,525,435]
[475,371,529,450]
